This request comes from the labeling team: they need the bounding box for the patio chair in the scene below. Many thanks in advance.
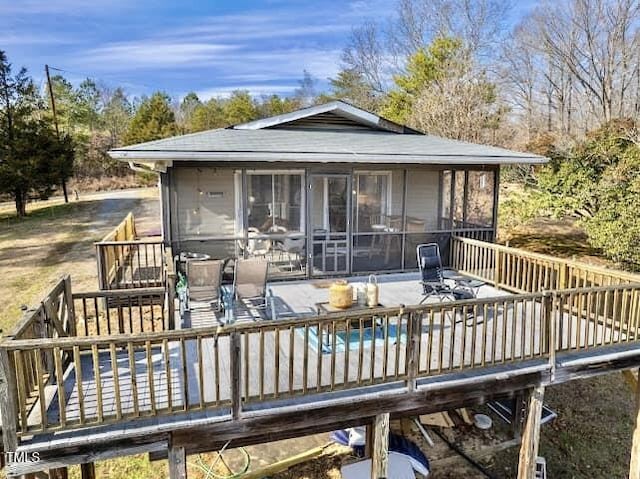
[416,243,474,304]
[186,259,225,311]
[234,258,275,319]
[246,227,272,258]
[281,233,305,271]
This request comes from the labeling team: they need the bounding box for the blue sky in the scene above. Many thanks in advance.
[2,0,537,101]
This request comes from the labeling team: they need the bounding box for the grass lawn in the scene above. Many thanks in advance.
[0,189,159,333]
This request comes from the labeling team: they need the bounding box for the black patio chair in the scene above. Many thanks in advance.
[416,243,474,304]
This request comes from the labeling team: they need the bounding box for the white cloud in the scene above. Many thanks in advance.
[82,41,239,67]
[169,16,350,43]
[74,41,342,85]
[0,0,130,15]
[0,33,72,45]
[195,84,298,100]
[40,1,394,97]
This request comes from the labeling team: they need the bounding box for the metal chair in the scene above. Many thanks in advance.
[186,259,226,312]
[234,258,275,319]
[246,227,271,258]
[416,243,474,304]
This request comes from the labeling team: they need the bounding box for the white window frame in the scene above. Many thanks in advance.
[243,169,306,233]
[353,170,393,230]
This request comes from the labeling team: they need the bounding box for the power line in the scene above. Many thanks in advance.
[45,64,69,203]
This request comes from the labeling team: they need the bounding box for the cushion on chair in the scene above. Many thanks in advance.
[451,289,474,301]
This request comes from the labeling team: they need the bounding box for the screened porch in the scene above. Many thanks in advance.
[167,166,498,279]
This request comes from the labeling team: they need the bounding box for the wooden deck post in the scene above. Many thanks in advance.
[406,311,420,392]
[80,462,96,479]
[371,413,390,479]
[629,368,640,479]
[542,292,556,378]
[494,248,503,286]
[230,331,242,420]
[96,243,106,291]
[517,386,545,479]
[0,347,19,454]
[168,435,187,479]
[63,275,77,337]
[49,467,69,479]
[511,392,526,440]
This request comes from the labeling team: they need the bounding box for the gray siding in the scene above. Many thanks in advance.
[405,169,440,230]
[174,167,237,240]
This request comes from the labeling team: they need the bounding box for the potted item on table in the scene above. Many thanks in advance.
[355,283,367,306]
[329,280,353,309]
[366,274,379,307]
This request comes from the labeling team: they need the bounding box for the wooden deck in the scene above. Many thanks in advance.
[4,236,640,477]
[20,273,629,442]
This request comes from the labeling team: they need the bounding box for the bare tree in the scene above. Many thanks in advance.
[410,74,504,142]
[342,21,389,95]
[389,0,511,61]
[500,27,540,142]
[529,0,640,124]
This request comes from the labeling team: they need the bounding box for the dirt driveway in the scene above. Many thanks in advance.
[0,188,159,332]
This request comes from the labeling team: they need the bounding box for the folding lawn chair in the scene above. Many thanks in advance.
[233,258,275,319]
[186,259,225,312]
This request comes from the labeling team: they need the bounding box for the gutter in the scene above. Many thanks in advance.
[109,150,548,165]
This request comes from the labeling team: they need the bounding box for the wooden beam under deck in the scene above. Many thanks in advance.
[517,386,545,479]
[371,413,390,479]
[630,367,640,479]
[170,367,546,456]
[9,366,545,476]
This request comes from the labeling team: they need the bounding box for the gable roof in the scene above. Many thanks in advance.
[109,100,548,170]
[233,100,422,134]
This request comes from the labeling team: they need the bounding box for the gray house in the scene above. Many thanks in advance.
[109,101,545,278]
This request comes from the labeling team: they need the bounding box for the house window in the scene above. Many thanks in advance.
[466,171,495,227]
[245,170,305,234]
[453,170,466,228]
[440,170,453,229]
[353,171,393,232]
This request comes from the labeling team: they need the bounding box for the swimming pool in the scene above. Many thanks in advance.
[302,320,408,353]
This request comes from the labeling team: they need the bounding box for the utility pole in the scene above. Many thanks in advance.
[45,64,69,203]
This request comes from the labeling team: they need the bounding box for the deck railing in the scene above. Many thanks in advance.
[95,212,166,290]
[2,238,640,449]
[73,288,167,336]
[2,280,640,442]
[450,236,640,293]
[0,276,173,450]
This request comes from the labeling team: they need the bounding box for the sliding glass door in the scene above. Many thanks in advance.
[310,174,350,276]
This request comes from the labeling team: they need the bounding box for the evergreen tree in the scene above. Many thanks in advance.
[0,51,74,217]
[124,92,177,145]
[102,87,132,146]
[223,91,258,125]
[190,98,226,132]
[258,94,300,117]
[381,36,465,123]
[179,92,201,132]
[329,68,381,112]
